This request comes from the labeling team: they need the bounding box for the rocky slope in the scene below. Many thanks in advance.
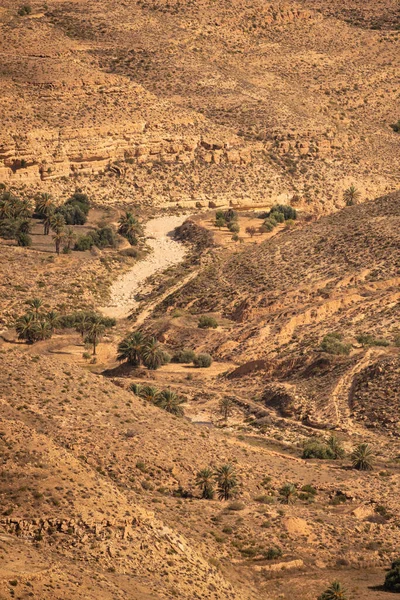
[0,0,399,210]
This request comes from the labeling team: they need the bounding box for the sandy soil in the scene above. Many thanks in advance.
[101,214,189,319]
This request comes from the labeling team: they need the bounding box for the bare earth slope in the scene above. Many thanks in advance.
[0,0,399,209]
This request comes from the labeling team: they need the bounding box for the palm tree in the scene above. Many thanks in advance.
[36,193,55,234]
[64,227,76,252]
[219,397,233,422]
[142,337,165,370]
[118,212,142,245]
[15,312,37,343]
[53,231,66,255]
[318,580,348,600]
[138,385,160,404]
[117,331,146,366]
[156,390,185,416]
[34,318,52,341]
[50,213,65,234]
[279,483,297,505]
[46,310,59,332]
[195,467,215,499]
[130,382,143,396]
[0,192,14,219]
[84,316,106,355]
[343,185,361,206]
[215,464,238,501]
[17,219,31,234]
[26,298,43,318]
[351,443,374,471]
[74,311,94,338]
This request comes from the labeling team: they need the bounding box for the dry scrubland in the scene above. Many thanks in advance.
[1,0,400,599]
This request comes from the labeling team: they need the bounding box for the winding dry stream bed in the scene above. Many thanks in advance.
[101,214,189,319]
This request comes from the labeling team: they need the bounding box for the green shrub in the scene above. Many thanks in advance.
[269,210,285,223]
[228,222,240,233]
[193,353,213,368]
[302,439,335,460]
[74,226,117,251]
[172,349,196,363]
[269,204,297,220]
[390,120,400,133]
[384,559,400,592]
[198,315,218,329]
[321,333,351,355]
[18,4,32,15]
[215,217,226,228]
[261,218,276,232]
[356,333,389,347]
[263,547,282,560]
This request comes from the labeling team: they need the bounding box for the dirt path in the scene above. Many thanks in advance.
[101,214,189,319]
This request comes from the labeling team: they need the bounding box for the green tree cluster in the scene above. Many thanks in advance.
[195,464,238,500]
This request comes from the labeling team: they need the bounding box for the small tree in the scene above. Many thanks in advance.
[172,349,196,364]
[26,297,43,318]
[118,212,142,245]
[138,385,160,403]
[117,331,146,366]
[219,397,234,422]
[228,222,240,233]
[343,185,361,206]
[215,464,238,500]
[245,226,256,238]
[50,213,66,234]
[84,318,106,356]
[196,468,215,499]
[63,227,77,252]
[351,443,374,471]
[214,217,226,229]
[318,581,348,600]
[142,337,166,370]
[279,483,297,505]
[156,390,185,416]
[53,231,66,255]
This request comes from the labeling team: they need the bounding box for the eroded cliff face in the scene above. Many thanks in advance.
[0,125,254,183]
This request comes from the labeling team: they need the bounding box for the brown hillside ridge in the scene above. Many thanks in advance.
[1,0,400,598]
[0,0,399,210]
